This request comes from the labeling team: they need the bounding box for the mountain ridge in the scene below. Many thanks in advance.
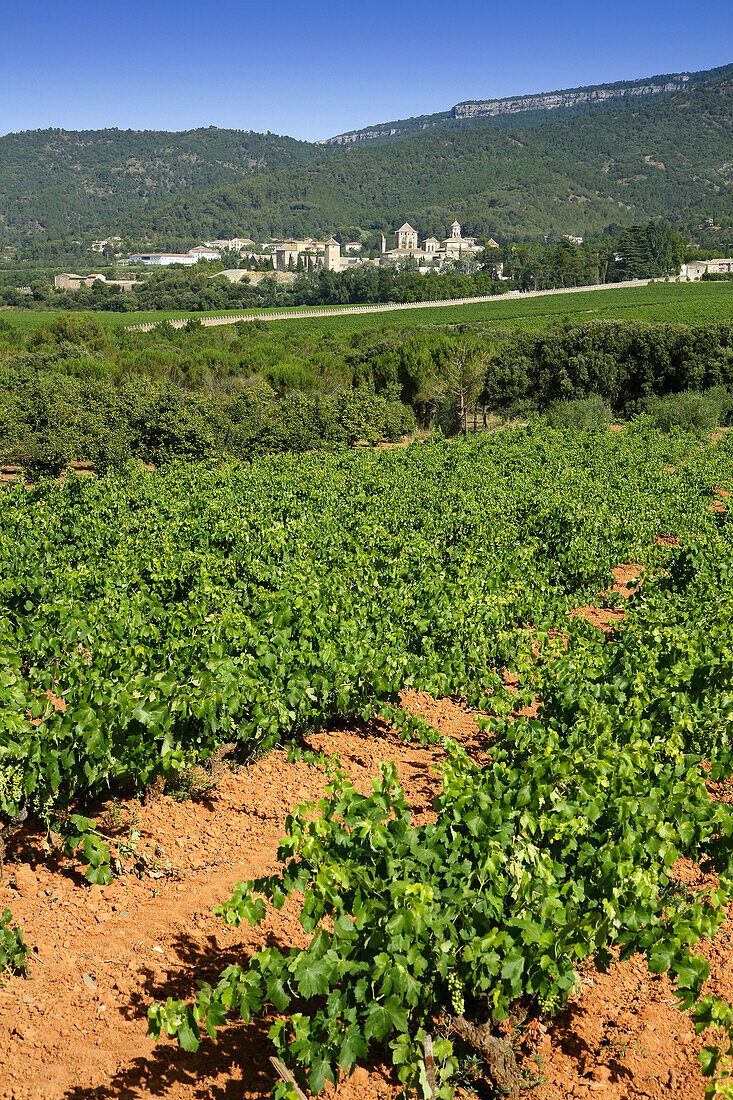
[319,62,733,145]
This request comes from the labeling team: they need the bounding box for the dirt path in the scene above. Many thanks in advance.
[123,279,655,332]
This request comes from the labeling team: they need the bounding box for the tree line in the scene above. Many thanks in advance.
[1,311,733,473]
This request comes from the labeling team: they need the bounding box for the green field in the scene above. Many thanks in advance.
[268,280,733,335]
[3,279,733,336]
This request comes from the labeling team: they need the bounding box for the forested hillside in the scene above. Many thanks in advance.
[0,127,315,245]
[1,63,732,253]
[130,75,733,246]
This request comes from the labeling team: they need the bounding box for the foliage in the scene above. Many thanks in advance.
[487,320,733,417]
[1,426,731,864]
[614,222,685,280]
[147,460,733,1096]
[0,422,732,1088]
[643,387,733,435]
[5,307,733,468]
[0,127,313,251]
[1,264,509,316]
[544,395,613,430]
[0,908,30,984]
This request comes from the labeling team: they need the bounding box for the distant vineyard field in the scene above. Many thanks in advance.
[2,279,733,335]
[266,280,733,334]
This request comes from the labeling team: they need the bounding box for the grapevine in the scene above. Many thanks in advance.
[0,908,30,985]
[0,425,731,1093]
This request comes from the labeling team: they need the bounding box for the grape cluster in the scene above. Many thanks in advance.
[0,766,24,812]
[447,971,465,1016]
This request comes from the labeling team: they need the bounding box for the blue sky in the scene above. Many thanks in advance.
[1,0,731,140]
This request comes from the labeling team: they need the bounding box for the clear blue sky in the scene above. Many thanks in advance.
[1,0,731,141]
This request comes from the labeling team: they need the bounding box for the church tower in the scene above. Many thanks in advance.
[396,223,418,251]
[323,238,341,271]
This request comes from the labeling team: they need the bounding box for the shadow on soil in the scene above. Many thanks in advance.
[60,930,314,1099]
[61,929,397,1100]
[61,933,278,1099]
[62,1016,274,1099]
[548,1008,635,1087]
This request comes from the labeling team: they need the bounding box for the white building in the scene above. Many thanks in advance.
[128,246,220,266]
[129,252,199,266]
[188,246,222,261]
[683,258,733,280]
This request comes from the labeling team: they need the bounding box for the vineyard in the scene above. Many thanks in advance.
[3,277,733,335]
[1,425,733,1098]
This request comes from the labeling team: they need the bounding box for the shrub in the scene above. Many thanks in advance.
[644,387,733,435]
[545,395,613,430]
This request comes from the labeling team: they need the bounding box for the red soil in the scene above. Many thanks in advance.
[709,488,731,514]
[568,563,641,633]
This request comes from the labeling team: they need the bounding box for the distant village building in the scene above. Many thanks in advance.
[271,237,363,270]
[322,238,377,273]
[397,223,419,251]
[55,273,105,290]
[323,238,341,271]
[274,240,301,270]
[90,236,122,253]
[54,273,138,291]
[129,252,197,266]
[128,247,220,266]
[379,219,485,265]
[206,237,255,252]
[188,245,222,261]
[683,258,733,280]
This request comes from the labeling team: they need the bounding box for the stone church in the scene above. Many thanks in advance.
[379,219,484,264]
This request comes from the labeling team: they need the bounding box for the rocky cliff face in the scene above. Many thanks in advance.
[452,77,690,119]
[318,119,439,146]
[320,74,693,146]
